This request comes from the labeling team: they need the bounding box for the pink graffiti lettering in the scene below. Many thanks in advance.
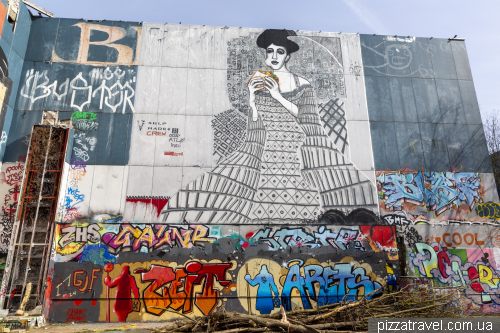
[102,225,215,253]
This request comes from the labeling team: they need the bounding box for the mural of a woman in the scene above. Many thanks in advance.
[162,29,376,224]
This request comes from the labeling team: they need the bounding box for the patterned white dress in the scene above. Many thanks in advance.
[162,78,376,224]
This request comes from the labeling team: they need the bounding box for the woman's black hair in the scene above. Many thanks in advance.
[256,29,299,54]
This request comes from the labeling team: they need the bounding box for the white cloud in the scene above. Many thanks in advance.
[341,0,391,35]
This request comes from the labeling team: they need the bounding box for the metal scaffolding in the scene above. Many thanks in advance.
[0,125,68,311]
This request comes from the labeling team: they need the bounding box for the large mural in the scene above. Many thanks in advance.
[154,29,377,224]
[0,12,495,322]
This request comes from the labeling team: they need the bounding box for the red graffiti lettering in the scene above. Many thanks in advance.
[137,265,175,316]
[66,308,87,322]
[436,247,452,278]
[135,262,232,316]
[147,131,166,136]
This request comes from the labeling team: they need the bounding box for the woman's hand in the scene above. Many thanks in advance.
[247,77,263,121]
[248,77,263,97]
[263,75,299,117]
[264,76,281,100]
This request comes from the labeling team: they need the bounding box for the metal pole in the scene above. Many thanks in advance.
[20,127,53,303]
[245,263,251,315]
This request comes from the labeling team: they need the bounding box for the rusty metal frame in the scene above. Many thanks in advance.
[0,125,69,310]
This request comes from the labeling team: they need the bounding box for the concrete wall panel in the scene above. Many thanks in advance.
[128,113,157,166]
[89,165,127,215]
[134,65,161,114]
[161,24,190,68]
[158,66,187,115]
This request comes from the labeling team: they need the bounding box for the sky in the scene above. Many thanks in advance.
[30,0,500,118]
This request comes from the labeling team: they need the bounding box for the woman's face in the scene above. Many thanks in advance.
[265,44,288,70]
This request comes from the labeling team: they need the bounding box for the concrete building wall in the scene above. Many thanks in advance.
[0,17,497,321]
[0,0,32,284]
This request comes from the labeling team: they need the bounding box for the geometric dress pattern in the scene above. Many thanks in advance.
[318,98,349,155]
[161,82,377,224]
[297,88,376,212]
[211,109,248,163]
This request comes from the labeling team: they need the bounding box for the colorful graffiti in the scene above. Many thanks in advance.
[252,225,397,258]
[252,226,367,251]
[54,268,102,299]
[476,202,500,219]
[377,170,484,216]
[104,264,139,322]
[49,240,395,322]
[100,260,236,322]
[55,222,399,260]
[410,241,500,307]
[102,224,215,252]
[0,163,24,252]
[407,226,500,312]
[55,223,218,260]
[238,258,383,314]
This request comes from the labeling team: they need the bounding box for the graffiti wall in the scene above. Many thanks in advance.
[54,220,399,260]
[404,225,500,314]
[0,8,495,321]
[48,216,397,322]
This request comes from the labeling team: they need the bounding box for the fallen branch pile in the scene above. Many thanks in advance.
[153,285,463,333]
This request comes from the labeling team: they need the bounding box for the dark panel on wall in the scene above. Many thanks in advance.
[388,76,418,123]
[11,2,32,59]
[53,19,90,62]
[394,122,425,169]
[95,113,132,165]
[411,78,442,123]
[24,18,60,62]
[467,124,493,173]
[3,110,42,162]
[0,105,12,162]
[435,79,466,124]
[365,76,392,122]
[408,37,434,78]
[458,80,482,125]
[370,121,400,170]
[359,34,387,76]
[418,122,450,171]
[428,38,457,80]
[442,123,474,170]
[451,40,473,80]
[15,60,52,111]
[7,45,25,107]
[361,34,489,173]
